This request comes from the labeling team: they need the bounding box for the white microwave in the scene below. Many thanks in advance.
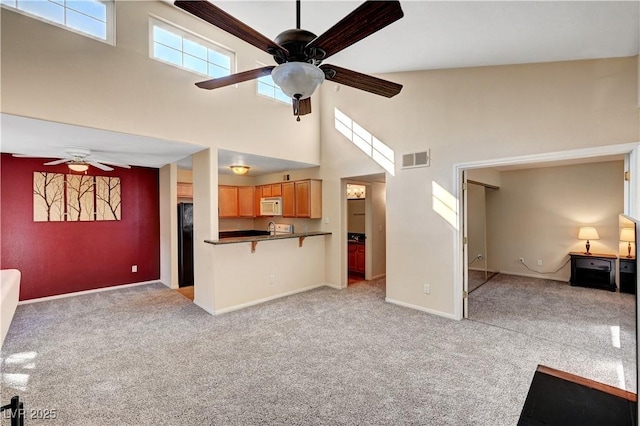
[260,197,282,216]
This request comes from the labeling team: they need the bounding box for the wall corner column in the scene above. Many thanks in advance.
[159,163,178,289]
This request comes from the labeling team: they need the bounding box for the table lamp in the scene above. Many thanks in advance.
[620,227,635,258]
[578,226,599,255]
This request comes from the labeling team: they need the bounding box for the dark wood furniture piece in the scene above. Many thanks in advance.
[569,252,617,292]
[619,257,636,294]
[518,365,637,426]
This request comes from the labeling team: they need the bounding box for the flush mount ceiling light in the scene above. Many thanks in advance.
[230,165,250,175]
[68,162,89,172]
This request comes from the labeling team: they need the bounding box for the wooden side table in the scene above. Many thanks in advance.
[619,257,636,294]
[569,252,617,292]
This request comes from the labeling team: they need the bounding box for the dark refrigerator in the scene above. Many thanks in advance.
[178,202,194,287]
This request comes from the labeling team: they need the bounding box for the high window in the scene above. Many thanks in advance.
[0,0,114,43]
[150,17,234,78]
[334,108,396,175]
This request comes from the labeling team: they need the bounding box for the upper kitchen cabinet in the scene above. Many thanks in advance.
[282,182,296,218]
[295,179,322,218]
[282,179,322,219]
[218,186,238,218]
[238,186,255,218]
[177,182,193,199]
[219,185,255,218]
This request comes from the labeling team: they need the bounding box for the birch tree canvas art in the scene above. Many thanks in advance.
[33,172,122,222]
[96,176,121,221]
[67,175,95,221]
[33,172,65,222]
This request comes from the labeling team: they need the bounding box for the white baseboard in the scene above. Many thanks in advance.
[385,297,459,320]
[18,281,158,305]
[323,282,343,290]
[370,273,386,280]
[213,283,328,315]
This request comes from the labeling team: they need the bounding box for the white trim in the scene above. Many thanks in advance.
[453,141,640,321]
[212,283,331,315]
[324,282,343,290]
[385,297,458,320]
[370,273,386,280]
[18,280,158,305]
[148,15,235,79]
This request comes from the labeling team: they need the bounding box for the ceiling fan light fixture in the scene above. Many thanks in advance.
[68,162,89,172]
[271,62,325,100]
[230,165,250,175]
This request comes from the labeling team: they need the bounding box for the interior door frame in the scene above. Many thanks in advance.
[453,142,640,321]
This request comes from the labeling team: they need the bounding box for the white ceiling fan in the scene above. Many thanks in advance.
[13,146,131,172]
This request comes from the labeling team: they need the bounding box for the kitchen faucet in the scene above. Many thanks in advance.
[267,221,276,236]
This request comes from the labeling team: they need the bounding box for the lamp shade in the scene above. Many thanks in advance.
[620,227,635,242]
[578,227,600,240]
[271,62,325,100]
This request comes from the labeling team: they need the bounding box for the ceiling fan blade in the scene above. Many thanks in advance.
[89,158,131,169]
[320,64,402,98]
[174,0,288,57]
[88,162,114,172]
[196,66,275,90]
[43,158,72,166]
[306,0,403,60]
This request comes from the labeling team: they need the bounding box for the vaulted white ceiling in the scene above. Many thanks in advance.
[2,1,638,173]
[210,0,639,74]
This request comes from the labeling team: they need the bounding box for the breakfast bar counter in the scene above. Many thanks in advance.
[205,231,331,253]
[205,231,331,245]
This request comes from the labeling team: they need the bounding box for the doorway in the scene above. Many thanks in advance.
[343,175,387,289]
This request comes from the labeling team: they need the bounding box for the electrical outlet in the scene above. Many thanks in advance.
[325,217,330,224]
[423,284,430,294]
[537,259,543,266]
[518,257,524,264]
[268,274,276,285]
[132,265,138,273]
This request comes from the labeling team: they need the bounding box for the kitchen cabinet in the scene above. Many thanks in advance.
[177,182,193,199]
[569,252,617,292]
[282,179,321,218]
[238,186,255,218]
[348,242,365,274]
[219,186,255,218]
[282,182,296,217]
[218,186,238,218]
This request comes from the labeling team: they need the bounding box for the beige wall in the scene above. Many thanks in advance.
[347,199,365,233]
[319,57,638,318]
[485,161,624,281]
[370,182,387,279]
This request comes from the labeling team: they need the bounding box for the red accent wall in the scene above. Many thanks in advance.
[1,154,160,300]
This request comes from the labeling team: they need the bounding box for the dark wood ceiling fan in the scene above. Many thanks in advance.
[174,0,404,120]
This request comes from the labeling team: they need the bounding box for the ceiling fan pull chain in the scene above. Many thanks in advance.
[293,94,301,122]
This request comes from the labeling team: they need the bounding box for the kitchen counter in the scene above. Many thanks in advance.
[205,231,332,247]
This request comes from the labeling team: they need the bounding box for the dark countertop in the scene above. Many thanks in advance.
[205,231,332,245]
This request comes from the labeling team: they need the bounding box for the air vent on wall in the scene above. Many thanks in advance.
[402,150,430,169]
